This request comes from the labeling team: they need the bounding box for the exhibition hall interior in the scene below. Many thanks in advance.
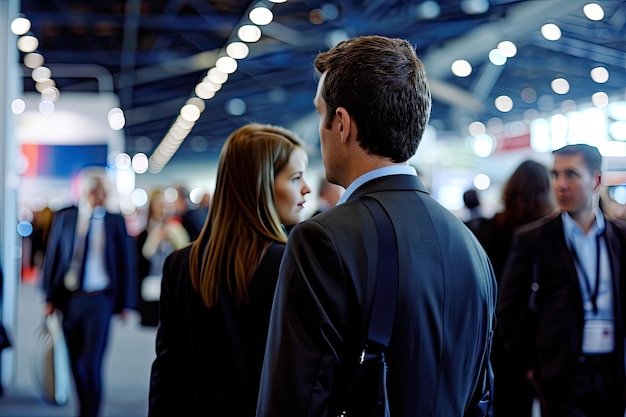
[1,0,625,415]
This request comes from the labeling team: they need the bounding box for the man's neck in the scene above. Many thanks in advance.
[568,207,597,234]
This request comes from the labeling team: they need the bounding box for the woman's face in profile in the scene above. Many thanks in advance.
[274,148,311,226]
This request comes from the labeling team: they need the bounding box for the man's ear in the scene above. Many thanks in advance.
[336,107,351,144]
[594,172,602,193]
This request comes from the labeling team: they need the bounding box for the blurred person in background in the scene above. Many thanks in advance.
[182,191,211,241]
[310,177,343,217]
[466,159,555,417]
[42,167,137,417]
[136,189,189,327]
[466,160,556,279]
[498,144,626,417]
[148,123,311,416]
[463,187,483,222]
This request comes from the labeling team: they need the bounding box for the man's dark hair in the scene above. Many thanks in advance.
[553,144,602,174]
[314,35,432,163]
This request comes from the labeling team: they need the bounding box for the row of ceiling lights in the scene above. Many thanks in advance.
[8,1,615,176]
[451,3,612,116]
[9,14,126,133]
[147,0,287,173]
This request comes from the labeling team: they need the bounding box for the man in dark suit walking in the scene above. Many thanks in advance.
[498,144,626,417]
[42,167,137,417]
[257,35,497,416]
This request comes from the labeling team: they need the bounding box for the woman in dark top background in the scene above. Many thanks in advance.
[467,159,556,417]
[148,123,311,416]
[467,160,556,278]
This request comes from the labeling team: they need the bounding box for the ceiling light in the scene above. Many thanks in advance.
[541,23,561,41]
[10,16,31,35]
[415,1,440,19]
[472,134,494,157]
[497,41,517,58]
[460,0,489,15]
[249,7,273,26]
[488,49,506,66]
[590,66,609,83]
[551,78,570,94]
[238,25,262,43]
[226,42,249,59]
[108,112,125,130]
[186,97,205,112]
[131,189,148,207]
[195,83,217,99]
[24,52,44,68]
[11,99,26,115]
[35,79,55,92]
[322,4,339,20]
[561,100,577,113]
[468,121,486,136]
[473,173,491,190]
[131,153,149,174]
[521,87,537,103]
[216,56,237,74]
[189,187,206,204]
[451,59,472,77]
[180,104,201,122]
[199,79,221,92]
[308,9,325,25]
[163,187,178,203]
[494,95,513,112]
[31,66,51,82]
[206,68,228,84]
[115,153,132,170]
[41,86,60,102]
[17,34,39,53]
[583,3,604,21]
[592,91,609,108]
[225,98,246,116]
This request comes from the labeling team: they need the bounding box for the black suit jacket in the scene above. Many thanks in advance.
[498,214,626,385]
[149,241,285,417]
[257,174,497,417]
[42,206,137,314]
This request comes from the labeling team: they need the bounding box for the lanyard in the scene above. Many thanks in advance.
[568,232,602,315]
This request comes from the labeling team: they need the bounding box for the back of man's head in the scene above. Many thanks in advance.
[314,35,431,163]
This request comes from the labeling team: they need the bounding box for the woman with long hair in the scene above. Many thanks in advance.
[148,123,311,416]
[466,159,556,417]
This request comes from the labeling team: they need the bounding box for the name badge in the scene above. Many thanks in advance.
[582,319,614,354]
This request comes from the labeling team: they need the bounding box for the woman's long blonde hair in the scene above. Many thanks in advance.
[189,123,305,307]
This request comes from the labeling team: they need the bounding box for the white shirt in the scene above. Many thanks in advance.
[562,210,613,353]
[69,205,110,292]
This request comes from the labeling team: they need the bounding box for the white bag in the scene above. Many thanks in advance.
[32,312,72,405]
[141,274,162,302]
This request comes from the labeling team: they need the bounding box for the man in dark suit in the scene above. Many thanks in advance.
[498,144,626,417]
[257,35,497,416]
[42,168,137,417]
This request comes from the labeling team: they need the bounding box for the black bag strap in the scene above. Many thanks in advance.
[219,284,247,391]
[467,333,494,417]
[361,196,398,350]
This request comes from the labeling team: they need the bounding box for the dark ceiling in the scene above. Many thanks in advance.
[19,0,626,167]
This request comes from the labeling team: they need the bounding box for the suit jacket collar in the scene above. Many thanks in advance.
[346,174,429,202]
[544,214,623,312]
